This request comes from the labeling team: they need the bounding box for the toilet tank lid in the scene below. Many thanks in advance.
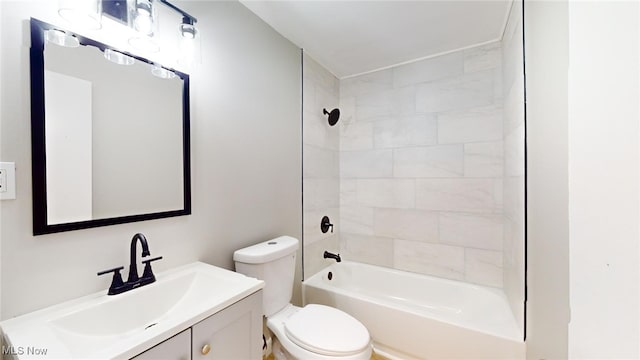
[233,236,299,264]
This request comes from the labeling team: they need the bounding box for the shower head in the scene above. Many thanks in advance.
[323,108,340,126]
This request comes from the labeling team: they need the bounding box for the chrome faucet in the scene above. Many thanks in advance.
[97,233,163,295]
[323,250,341,263]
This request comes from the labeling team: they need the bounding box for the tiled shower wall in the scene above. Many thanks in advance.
[338,42,505,287]
[502,0,526,333]
[302,53,341,277]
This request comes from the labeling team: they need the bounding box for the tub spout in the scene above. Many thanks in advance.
[324,250,341,262]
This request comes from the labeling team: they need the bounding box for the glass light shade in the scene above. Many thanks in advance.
[129,0,156,36]
[151,65,177,79]
[45,29,80,48]
[58,0,102,30]
[103,48,135,65]
[180,23,197,39]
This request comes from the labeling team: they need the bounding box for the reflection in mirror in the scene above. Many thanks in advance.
[31,18,191,235]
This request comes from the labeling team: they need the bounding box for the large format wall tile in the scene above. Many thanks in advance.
[341,233,394,267]
[393,52,464,88]
[394,240,465,281]
[465,248,503,287]
[341,121,374,151]
[357,86,416,120]
[340,179,358,206]
[304,178,340,210]
[303,53,340,281]
[464,141,504,177]
[341,149,393,178]
[437,104,503,144]
[415,178,499,213]
[341,205,374,235]
[439,212,503,251]
[464,41,502,73]
[357,179,416,208]
[340,69,393,99]
[393,145,464,178]
[335,41,518,289]
[373,208,439,242]
[372,114,438,149]
[416,70,495,113]
[303,144,339,179]
[504,124,525,177]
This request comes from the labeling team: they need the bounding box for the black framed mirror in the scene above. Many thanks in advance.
[30,18,191,235]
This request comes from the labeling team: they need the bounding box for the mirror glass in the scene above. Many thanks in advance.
[31,19,191,235]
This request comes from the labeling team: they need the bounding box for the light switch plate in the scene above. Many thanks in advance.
[0,162,16,200]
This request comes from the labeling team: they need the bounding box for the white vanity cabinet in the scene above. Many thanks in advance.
[131,291,263,360]
[192,291,263,360]
[0,263,264,360]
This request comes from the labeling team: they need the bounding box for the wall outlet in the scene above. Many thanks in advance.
[0,162,16,200]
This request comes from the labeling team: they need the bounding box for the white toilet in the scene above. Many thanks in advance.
[234,236,372,360]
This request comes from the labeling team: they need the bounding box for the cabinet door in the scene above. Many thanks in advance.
[192,291,263,360]
[131,328,191,360]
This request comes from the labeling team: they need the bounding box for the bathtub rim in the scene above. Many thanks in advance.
[302,260,524,343]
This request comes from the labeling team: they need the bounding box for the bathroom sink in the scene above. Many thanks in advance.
[0,262,263,359]
[51,271,198,337]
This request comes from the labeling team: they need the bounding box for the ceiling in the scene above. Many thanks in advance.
[240,0,513,78]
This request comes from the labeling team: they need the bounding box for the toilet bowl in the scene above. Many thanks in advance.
[233,236,372,360]
[268,304,371,360]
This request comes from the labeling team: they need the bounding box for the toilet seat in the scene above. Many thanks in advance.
[284,304,370,356]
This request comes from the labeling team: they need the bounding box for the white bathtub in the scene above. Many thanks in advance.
[303,261,525,359]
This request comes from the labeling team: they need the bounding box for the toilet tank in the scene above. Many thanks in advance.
[233,236,299,317]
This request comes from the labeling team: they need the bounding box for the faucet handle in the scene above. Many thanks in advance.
[321,216,334,233]
[140,256,163,284]
[97,266,126,295]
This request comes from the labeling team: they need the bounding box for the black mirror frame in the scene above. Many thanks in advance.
[30,18,191,235]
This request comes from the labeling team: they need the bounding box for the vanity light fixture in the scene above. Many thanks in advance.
[157,0,198,39]
[151,64,177,79]
[103,48,135,65]
[45,29,80,48]
[133,0,154,36]
[128,0,160,53]
[180,16,197,39]
[58,0,102,30]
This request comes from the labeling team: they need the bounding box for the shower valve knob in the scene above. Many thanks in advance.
[321,216,333,233]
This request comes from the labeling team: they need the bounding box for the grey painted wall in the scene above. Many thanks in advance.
[0,0,301,319]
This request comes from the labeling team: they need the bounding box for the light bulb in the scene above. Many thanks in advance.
[134,0,154,36]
